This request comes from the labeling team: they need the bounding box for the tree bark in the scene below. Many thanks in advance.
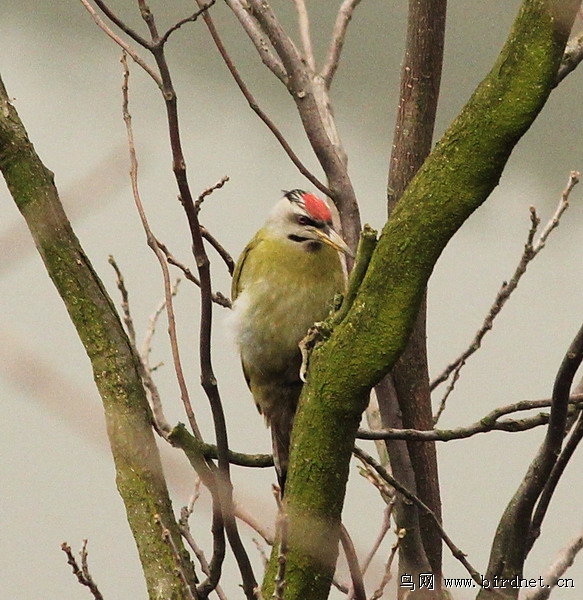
[384,0,447,591]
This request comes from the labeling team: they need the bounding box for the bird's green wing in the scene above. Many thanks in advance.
[231,234,262,301]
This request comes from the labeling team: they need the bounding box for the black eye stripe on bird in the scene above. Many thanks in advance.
[230,190,351,492]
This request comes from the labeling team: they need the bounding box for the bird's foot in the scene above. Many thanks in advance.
[299,322,325,382]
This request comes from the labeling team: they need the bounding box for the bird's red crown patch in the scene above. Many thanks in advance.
[302,192,332,223]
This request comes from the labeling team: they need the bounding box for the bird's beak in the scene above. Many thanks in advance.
[317,227,354,257]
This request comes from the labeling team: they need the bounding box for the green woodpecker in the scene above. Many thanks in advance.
[231,189,352,489]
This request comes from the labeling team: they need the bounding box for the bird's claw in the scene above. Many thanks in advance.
[299,323,323,382]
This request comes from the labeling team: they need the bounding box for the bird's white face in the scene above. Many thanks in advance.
[266,190,352,256]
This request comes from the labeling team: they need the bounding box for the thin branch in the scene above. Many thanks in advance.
[358,395,583,441]
[431,171,580,419]
[481,317,583,585]
[353,503,393,595]
[140,278,181,373]
[194,175,230,213]
[140,326,177,434]
[156,239,232,307]
[78,0,162,86]
[108,254,176,436]
[528,409,583,551]
[200,227,236,278]
[121,52,202,439]
[156,515,197,600]
[556,31,583,83]
[541,320,583,481]
[235,503,275,545]
[321,0,363,87]
[522,528,583,600]
[273,489,288,600]
[223,0,288,82]
[198,5,331,198]
[356,460,395,504]
[61,541,104,600]
[108,255,137,343]
[93,0,151,47]
[293,0,316,72]
[179,486,229,600]
[159,1,216,45]
[353,446,483,587]
[341,524,366,600]
[369,529,403,600]
[201,442,273,468]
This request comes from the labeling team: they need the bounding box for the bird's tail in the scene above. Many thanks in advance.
[270,404,296,493]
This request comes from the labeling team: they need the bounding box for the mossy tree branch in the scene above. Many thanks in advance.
[0,75,197,600]
[262,2,580,599]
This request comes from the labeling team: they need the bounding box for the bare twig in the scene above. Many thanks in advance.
[160,1,216,45]
[108,255,137,343]
[351,503,393,595]
[198,4,331,198]
[200,226,235,277]
[356,461,395,503]
[556,32,583,83]
[432,171,580,420]
[358,395,583,441]
[179,484,229,600]
[93,0,151,47]
[293,0,316,71]
[481,318,583,585]
[140,278,181,371]
[369,529,404,600]
[108,253,176,435]
[61,541,104,600]
[341,524,366,600]
[235,504,275,545]
[353,446,483,586]
[78,0,161,86]
[253,537,270,571]
[201,443,273,468]
[156,515,197,600]
[273,488,288,600]
[223,0,288,82]
[528,410,583,552]
[191,175,235,276]
[194,175,230,213]
[156,240,232,307]
[120,52,202,439]
[321,0,363,87]
[522,528,583,600]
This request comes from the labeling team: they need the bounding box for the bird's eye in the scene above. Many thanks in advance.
[297,215,315,227]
